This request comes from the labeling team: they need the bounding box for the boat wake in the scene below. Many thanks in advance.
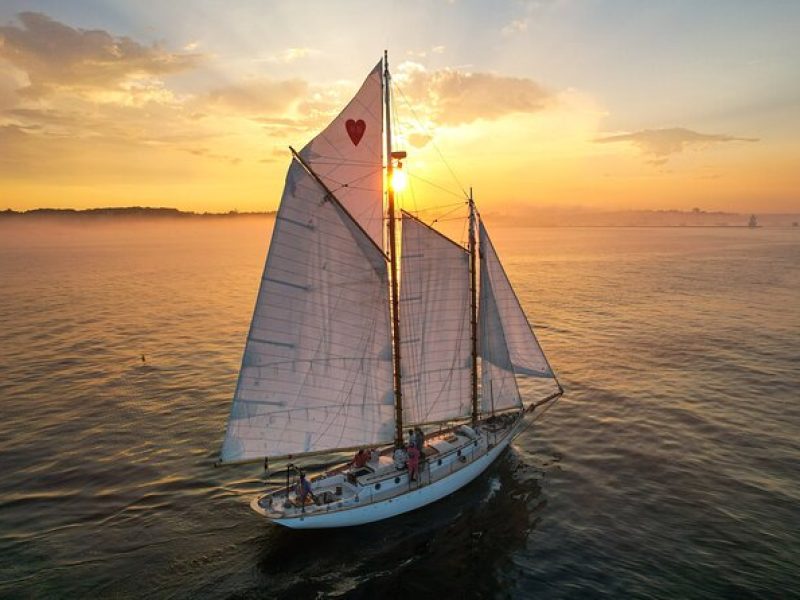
[481,476,502,505]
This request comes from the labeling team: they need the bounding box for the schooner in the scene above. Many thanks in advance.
[217,53,563,528]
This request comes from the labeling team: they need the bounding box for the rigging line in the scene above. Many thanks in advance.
[430,203,467,226]
[336,166,384,188]
[431,215,470,223]
[388,82,419,215]
[407,166,419,215]
[304,158,380,166]
[324,165,384,193]
[290,147,388,260]
[516,393,563,439]
[389,81,467,203]
[391,83,401,148]
[402,209,469,253]
[393,81,469,200]
[408,172,467,200]
[410,201,466,213]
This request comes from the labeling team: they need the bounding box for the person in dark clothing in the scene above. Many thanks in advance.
[296,472,315,505]
[408,428,417,449]
[414,427,425,452]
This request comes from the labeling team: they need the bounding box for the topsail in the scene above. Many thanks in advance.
[299,61,385,246]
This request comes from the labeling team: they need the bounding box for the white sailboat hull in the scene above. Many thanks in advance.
[251,418,520,529]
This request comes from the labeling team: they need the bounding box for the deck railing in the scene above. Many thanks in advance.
[266,423,518,519]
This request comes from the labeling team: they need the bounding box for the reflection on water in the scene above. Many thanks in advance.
[250,454,539,599]
[0,219,798,598]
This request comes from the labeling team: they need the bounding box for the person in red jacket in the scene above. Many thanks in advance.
[351,448,370,469]
[406,444,420,482]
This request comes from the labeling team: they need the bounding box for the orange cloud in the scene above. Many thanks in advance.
[595,127,758,164]
[0,12,202,97]
[397,63,553,126]
[206,78,308,114]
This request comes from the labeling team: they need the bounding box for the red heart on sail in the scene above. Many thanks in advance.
[345,119,366,146]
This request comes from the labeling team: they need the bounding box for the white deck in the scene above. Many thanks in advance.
[250,413,522,528]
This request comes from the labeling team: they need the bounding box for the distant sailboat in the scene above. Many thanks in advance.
[216,53,563,529]
[748,214,758,228]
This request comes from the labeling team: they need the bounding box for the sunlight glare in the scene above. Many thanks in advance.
[391,168,407,192]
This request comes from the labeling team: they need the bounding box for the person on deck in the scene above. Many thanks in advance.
[407,444,420,482]
[351,448,369,469]
[414,427,425,453]
[296,472,315,505]
[393,446,408,470]
[407,428,418,450]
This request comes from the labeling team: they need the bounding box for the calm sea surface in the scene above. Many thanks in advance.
[0,219,798,599]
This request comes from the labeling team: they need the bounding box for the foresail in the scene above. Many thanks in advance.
[399,213,472,424]
[479,255,521,412]
[299,61,384,246]
[220,162,394,463]
[479,222,553,412]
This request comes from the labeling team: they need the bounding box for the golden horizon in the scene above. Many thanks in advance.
[1,5,798,214]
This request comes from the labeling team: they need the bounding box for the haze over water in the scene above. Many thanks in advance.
[0,219,798,598]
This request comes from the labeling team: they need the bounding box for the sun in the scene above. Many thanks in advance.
[391,168,407,192]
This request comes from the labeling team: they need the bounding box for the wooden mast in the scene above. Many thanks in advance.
[384,51,404,448]
[469,188,479,425]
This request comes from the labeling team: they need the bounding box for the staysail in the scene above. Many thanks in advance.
[399,212,472,424]
[220,161,395,463]
[479,222,552,413]
[299,61,384,246]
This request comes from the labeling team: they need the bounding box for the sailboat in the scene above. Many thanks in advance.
[216,53,563,529]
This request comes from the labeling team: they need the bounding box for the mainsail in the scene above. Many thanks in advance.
[220,161,394,462]
[479,222,553,413]
[399,212,472,424]
[299,61,384,246]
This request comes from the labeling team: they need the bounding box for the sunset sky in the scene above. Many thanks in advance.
[1,1,798,214]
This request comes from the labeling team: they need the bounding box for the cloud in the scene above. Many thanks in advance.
[6,105,200,151]
[501,19,529,36]
[0,69,25,110]
[595,127,758,163]
[0,11,316,176]
[206,78,308,114]
[0,12,202,97]
[407,133,432,148]
[406,45,446,59]
[257,47,319,64]
[179,146,241,165]
[397,63,552,126]
[4,107,86,136]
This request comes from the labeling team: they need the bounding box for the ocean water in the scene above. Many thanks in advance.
[0,219,798,599]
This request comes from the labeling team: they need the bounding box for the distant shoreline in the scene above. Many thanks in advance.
[2,206,798,228]
[0,207,276,219]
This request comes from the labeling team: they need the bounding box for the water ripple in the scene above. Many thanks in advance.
[1,222,798,598]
